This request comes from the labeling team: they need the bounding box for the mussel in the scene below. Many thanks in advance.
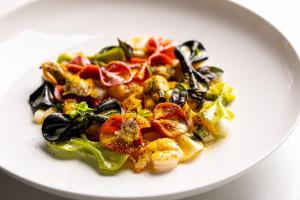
[174,40,213,108]
[41,98,123,142]
[29,81,55,112]
[177,40,208,64]
[175,40,210,92]
[42,113,73,142]
[91,98,123,123]
[94,98,122,115]
[170,83,188,106]
[197,66,223,82]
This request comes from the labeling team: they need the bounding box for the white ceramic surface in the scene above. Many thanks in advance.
[0,1,299,200]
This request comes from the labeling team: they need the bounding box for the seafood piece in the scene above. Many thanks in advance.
[143,75,169,109]
[33,107,56,124]
[63,75,95,97]
[133,138,183,172]
[41,62,66,85]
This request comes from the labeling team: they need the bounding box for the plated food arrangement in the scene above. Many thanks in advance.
[29,36,235,174]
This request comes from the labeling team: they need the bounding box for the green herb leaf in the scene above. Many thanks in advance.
[53,103,63,112]
[70,101,94,118]
[195,47,201,56]
[146,65,154,74]
[136,105,153,119]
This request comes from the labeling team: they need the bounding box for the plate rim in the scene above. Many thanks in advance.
[0,0,299,199]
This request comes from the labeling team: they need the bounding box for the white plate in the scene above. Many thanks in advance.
[0,1,300,200]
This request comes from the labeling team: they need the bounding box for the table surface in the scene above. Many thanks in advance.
[0,1,299,200]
